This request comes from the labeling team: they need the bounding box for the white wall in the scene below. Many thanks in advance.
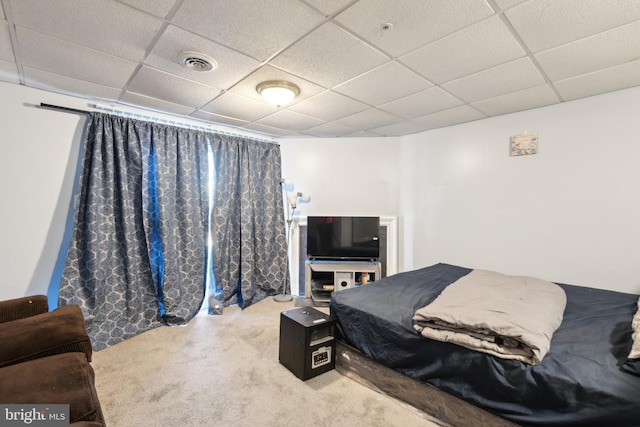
[400,86,640,294]
[2,80,639,302]
[279,137,402,291]
[279,137,401,219]
[0,82,87,302]
[0,82,403,302]
[0,82,279,302]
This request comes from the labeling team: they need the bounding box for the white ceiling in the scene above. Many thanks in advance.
[2,0,640,138]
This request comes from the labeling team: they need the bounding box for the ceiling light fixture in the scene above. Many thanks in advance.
[256,80,300,107]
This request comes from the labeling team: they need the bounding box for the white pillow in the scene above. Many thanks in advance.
[628,297,640,359]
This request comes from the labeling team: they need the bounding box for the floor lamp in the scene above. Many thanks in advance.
[274,186,307,302]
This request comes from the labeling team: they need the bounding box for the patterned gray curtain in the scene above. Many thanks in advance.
[148,125,209,324]
[210,135,287,308]
[60,113,210,350]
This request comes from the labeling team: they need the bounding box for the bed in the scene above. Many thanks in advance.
[329,263,640,427]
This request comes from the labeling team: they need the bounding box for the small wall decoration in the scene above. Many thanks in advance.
[510,132,538,156]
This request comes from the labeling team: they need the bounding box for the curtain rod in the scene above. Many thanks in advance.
[39,103,91,115]
[38,102,279,145]
[92,103,279,144]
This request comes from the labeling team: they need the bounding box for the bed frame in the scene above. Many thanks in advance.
[330,263,640,426]
[335,341,520,427]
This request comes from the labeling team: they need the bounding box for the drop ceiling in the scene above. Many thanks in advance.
[2,0,640,138]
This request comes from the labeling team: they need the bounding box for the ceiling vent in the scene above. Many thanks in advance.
[179,51,217,72]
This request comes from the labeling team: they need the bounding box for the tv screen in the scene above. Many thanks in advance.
[307,216,380,260]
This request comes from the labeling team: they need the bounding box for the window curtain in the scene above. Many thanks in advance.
[60,113,210,350]
[60,112,287,351]
[144,123,210,324]
[209,134,287,308]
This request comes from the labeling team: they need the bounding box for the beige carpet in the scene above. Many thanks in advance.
[92,297,442,426]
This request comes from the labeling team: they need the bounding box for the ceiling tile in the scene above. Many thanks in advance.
[241,122,294,137]
[378,87,463,119]
[117,0,177,18]
[553,59,640,101]
[127,66,222,108]
[369,120,433,137]
[442,57,545,103]
[413,105,486,129]
[11,0,163,62]
[3,0,640,138]
[23,67,122,101]
[145,25,261,90]
[270,22,389,88]
[172,0,324,61]
[334,0,494,57]
[289,90,369,121]
[335,108,402,131]
[190,110,249,128]
[400,16,525,84]
[471,84,559,117]
[535,20,640,81]
[0,60,19,84]
[345,130,382,137]
[300,121,359,137]
[201,92,276,122]
[119,92,198,117]
[226,65,324,105]
[505,0,640,53]
[333,61,432,106]
[303,0,354,16]
[0,22,14,62]
[492,0,528,10]
[256,109,325,132]
[17,27,138,88]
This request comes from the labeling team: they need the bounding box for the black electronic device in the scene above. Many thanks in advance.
[306,216,380,260]
[279,307,336,380]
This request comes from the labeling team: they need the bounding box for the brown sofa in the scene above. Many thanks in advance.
[0,295,105,426]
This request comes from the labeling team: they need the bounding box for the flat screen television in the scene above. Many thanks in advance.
[306,216,380,260]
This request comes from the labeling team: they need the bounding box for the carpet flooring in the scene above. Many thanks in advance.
[91,296,442,426]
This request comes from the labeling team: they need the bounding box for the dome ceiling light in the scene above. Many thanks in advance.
[256,80,300,107]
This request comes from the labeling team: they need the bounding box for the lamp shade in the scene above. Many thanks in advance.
[256,81,300,106]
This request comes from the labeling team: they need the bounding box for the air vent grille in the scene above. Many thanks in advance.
[178,51,217,72]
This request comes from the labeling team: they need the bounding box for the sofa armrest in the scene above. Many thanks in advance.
[0,295,49,323]
[0,353,105,425]
[0,305,92,368]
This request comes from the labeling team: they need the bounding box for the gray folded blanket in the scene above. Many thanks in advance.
[413,269,566,365]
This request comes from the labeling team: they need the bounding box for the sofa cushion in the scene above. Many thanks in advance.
[0,295,48,323]
[0,352,105,425]
[0,305,92,368]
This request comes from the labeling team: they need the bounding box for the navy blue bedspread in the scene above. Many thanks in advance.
[330,263,640,426]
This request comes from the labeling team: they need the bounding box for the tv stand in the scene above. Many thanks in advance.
[305,260,382,306]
